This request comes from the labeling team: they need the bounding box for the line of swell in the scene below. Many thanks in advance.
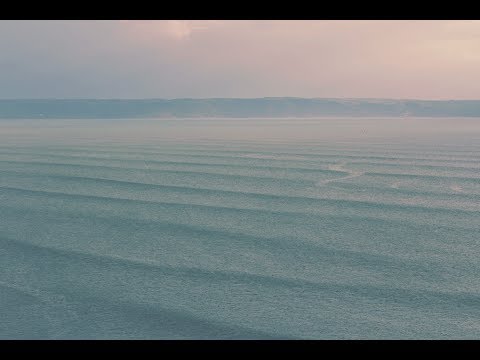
[1,236,479,313]
[0,160,315,184]
[10,141,480,156]
[0,159,479,183]
[0,154,353,175]
[0,281,47,303]
[2,192,479,251]
[0,278,284,340]
[2,151,480,172]
[2,167,480,203]
[2,147,479,163]
[1,184,479,217]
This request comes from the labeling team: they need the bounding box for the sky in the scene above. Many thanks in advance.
[0,20,479,100]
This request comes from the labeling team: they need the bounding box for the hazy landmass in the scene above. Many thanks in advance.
[0,98,480,119]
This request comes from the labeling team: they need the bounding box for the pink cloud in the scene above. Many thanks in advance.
[1,20,480,99]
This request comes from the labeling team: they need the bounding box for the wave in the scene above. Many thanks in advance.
[0,236,294,339]
[1,184,478,220]
[2,235,479,339]
[4,146,480,167]
[1,207,471,279]
[2,235,479,312]
[1,118,480,339]
[2,168,480,207]
[0,160,319,184]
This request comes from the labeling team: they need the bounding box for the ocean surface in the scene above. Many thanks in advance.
[1,117,479,339]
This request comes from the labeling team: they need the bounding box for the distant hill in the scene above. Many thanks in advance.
[1,98,480,118]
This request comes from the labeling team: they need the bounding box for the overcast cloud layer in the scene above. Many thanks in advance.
[1,20,479,99]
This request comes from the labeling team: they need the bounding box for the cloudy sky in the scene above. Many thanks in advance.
[1,20,479,99]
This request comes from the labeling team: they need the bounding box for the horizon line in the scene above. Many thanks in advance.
[2,97,480,102]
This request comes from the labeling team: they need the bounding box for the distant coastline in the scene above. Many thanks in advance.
[1,98,480,119]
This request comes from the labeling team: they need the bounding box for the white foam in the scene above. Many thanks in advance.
[240,153,306,161]
[317,162,365,186]
[391,181,401,189]
[450,185,463,192]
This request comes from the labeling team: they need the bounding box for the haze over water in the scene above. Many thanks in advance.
[1,117,480,339]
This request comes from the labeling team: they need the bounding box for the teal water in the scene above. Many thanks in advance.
[0,117,479,339]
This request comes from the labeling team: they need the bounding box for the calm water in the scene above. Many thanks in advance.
[1,117,479,339]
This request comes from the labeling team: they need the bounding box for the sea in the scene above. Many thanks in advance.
[0,117,479,339]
